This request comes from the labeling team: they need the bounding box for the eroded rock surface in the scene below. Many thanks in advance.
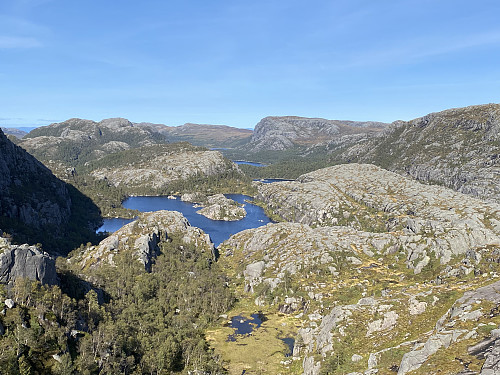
[90,150,238,192]
[0,236,58,285]
[73,211,213,271]
[247,116,386,151]
[257,164,500,267]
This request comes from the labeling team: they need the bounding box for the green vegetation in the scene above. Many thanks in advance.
[238,156,333,180]
[0,233,234,374]
[43,143,255,218]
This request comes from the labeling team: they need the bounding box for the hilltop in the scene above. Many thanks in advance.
[21,117,166,165]
[246,116,387,152]
[18,119,249,217]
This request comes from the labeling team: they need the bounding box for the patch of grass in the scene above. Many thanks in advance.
[206,300,301,375]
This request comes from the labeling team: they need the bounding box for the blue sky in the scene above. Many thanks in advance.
[1,0,499,129]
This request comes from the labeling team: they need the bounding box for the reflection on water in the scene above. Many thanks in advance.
[97,217,135,234]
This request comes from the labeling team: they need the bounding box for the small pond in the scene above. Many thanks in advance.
[281,337,295,357]
[227,313,266,342]
[97,194,272,247]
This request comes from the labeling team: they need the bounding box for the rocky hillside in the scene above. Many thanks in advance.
[335,103,500,204]
[21,117,166,165]
[0,210,233,374]
[247,116,387,152]
[0,128,101,254]
[1,127,28,139]
[137,122,253,148]
[72,210,214,272]
[18,118,249,217]
[212,164,500,374]
[88,144,240,194]
[257,164,500,267]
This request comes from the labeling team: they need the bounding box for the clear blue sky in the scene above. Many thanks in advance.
[1,0,499,129]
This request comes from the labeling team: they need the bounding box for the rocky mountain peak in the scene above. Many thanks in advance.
[248,115,387,151]
[99,117,135,129]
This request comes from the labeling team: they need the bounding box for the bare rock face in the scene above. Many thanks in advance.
[247,116,387,151]
[219,162,500,374]
[73,210,214,271]
[257,164,500,267]
[337,103,500,203]
[0,236,58,285]
[398,281,500,375]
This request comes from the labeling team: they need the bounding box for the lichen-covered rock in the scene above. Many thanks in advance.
[91,150,238,191]
[181,192,206,203]
[397,280,500,375]
[257,164,500,266]
[247,116,386,152]
[20,117,163,163]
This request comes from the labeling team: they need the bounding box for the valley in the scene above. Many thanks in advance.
[0,104,500,375]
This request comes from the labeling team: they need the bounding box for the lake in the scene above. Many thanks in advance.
[256,178,294,184]
[97,194,273,247]
[233,160,267,167]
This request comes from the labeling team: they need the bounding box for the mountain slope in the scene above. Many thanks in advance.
[0,129,101,254]
[213,164,500,374]
[1,127,28,139]
[336,103,500,203]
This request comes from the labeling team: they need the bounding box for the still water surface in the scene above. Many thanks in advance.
[98,194,272,246]
[233,160,267,167]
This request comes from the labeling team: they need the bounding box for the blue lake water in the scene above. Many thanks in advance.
[255,178,294,184]
[233,160,267,167]
[98,217,137,234]
[97,194,272,247]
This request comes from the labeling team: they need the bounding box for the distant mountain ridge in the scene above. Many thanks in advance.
[21,117,166,165]
[1,127,29,139]
[135,121,252,148]
[246,116,388,151]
